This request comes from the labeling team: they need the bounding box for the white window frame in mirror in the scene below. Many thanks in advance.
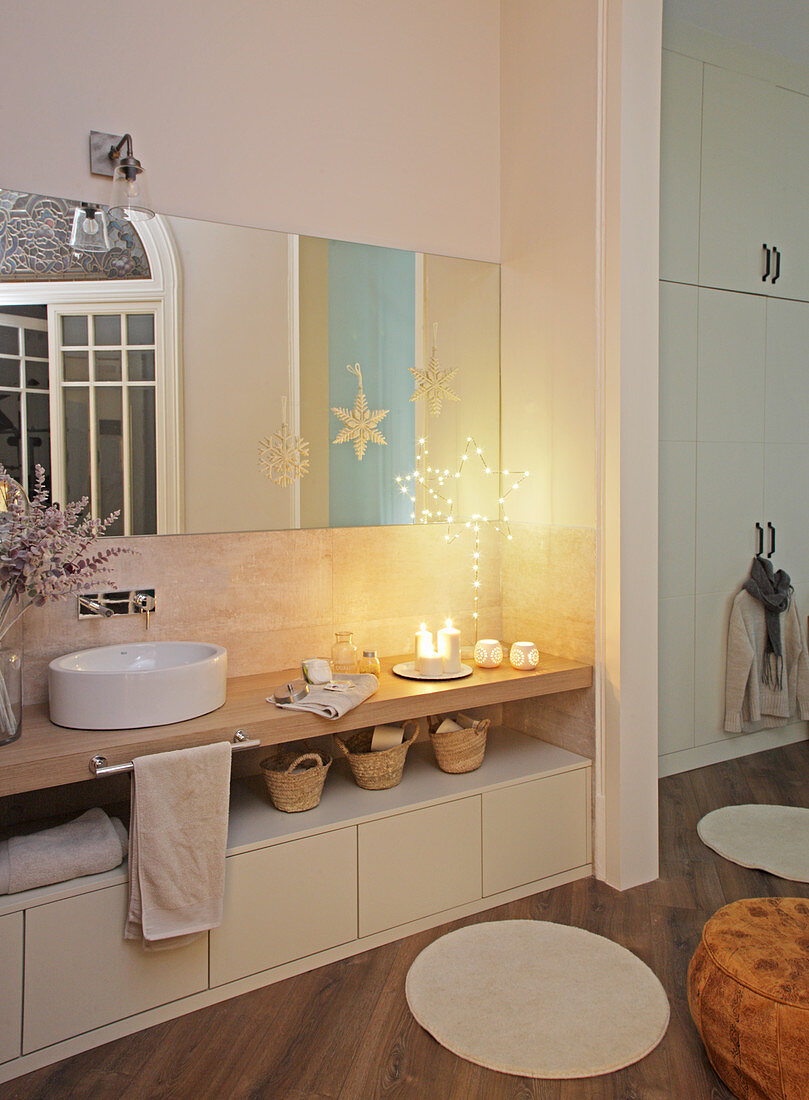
[0,217,182,533]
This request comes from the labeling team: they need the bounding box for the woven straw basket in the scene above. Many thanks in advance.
[260,749,332,812]
[428,712,490,773]
[333,721,418,790]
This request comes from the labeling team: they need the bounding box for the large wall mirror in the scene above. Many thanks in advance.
[0,189,500,536]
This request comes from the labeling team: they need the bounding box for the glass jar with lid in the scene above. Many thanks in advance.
[332,631,358,673]
[358,649,381,676]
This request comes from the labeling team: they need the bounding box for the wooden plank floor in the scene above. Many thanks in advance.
[3,740,808,1099]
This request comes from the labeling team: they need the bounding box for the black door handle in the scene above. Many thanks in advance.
[767,522,776,558]
[772,247,781,284]
[763,244,771,282]
[756,522,764,556]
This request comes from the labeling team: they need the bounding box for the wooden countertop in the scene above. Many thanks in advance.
[0,654,592,797]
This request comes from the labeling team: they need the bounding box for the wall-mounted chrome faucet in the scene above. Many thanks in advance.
[77,589,157,629]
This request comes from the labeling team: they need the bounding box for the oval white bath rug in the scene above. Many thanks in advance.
[405,920,670,1079]
[697,804,809,881]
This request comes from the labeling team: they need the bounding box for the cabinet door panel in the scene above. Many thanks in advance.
[765,298,809,444]
[24,884,208,1053]
[771,87,809,303]
[359,798,481,937]
[660,50,703,284]
[482,770,590,897]
[764,443,809,598]
[697,288,766,443]
[210,828,357,987]
[700,65,778,295]
[659,595,696,756]
[0,912,22,1065]
[695,441,764,595]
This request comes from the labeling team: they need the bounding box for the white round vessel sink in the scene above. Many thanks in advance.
[48,642,228,730]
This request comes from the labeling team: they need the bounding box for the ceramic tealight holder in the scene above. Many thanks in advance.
[509,641,539,670]
[474,639,503,668]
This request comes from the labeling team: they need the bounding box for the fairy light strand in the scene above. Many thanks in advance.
[394,436,529,643]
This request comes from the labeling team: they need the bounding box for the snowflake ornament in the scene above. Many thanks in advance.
[410,322,460,417]
[331,362,389,461]
[259,397,310,487]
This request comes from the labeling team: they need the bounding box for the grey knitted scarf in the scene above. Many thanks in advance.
[743,555,792,690]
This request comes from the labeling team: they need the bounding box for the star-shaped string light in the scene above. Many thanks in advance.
[409,322,460,417]
[258,396,310,487]
[331,362,389,461]
[395,436,528,640]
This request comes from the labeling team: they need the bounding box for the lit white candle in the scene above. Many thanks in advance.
[414,622,433,671]
[419,649,444,677]
[437,618,462,674]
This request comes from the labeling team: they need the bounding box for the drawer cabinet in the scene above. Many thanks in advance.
[210,827,357,987]
[0,912,22,1064]
[359,797,481,936]
[23,884,208,1053]
[482,770,590,896]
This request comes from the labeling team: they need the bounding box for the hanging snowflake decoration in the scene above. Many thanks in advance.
[258,396,310,487]
[331,362,389,461]
[410,322,460,417]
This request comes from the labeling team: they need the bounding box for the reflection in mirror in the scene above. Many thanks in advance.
[0,188,500,536]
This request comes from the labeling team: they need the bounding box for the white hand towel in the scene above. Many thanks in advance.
[125,741,231,951]
[270,673,379,720]
[0,808,127,896]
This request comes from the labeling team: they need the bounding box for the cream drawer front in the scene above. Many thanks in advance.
[483,769,591,896]
[210,827,357,987]
[359,797,481,937]
[0,911,22,1064]
[23,884,208,1053]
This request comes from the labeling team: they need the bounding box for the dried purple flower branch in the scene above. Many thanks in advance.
[0,465,132,641]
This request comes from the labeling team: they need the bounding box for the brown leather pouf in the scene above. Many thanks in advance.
[688,897,809,1100]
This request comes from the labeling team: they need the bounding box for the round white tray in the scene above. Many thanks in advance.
[392,661,474,682]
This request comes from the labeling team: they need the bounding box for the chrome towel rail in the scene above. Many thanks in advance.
[89,730,260,778]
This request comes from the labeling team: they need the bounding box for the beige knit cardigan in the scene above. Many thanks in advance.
[724,590,809,734]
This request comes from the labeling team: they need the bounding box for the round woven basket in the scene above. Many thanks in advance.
[333,721,418,790]
[260,749,332,812]
[429,713,490,773]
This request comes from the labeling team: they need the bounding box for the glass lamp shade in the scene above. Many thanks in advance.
[109,163,155,222]
[69,205,111,252]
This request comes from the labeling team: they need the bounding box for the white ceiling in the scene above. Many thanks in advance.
[666,0,809,69]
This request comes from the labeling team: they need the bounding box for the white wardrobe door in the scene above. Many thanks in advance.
[699,65,778,295]
[764,298,809,445]
[659,595,695,756]
[771,87,809,304]
[697,288,766,443]
[695,441,764,596]
[659,281,698,442]
[660,50,703,285]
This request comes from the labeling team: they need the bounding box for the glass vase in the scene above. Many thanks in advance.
[332,631,358,673]
[0,639,21,746]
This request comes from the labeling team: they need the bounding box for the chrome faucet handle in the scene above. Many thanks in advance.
[133,591,156,629]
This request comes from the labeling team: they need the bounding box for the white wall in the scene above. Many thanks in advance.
[0,0,500,261]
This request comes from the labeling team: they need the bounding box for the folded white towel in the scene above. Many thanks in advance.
[0,808,128,895]
[125,742,231,951]
[270,673,379,720]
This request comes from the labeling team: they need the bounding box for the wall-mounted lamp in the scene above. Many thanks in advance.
[69,202,111,252]
[89,130,155,222]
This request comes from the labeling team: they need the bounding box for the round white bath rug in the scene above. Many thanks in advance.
[697,804,809,882]
[405,920,670,1079]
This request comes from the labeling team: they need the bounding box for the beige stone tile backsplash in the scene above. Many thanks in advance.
[501,523,596,664]
[21,523,506,705]
[22,521,594,706]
